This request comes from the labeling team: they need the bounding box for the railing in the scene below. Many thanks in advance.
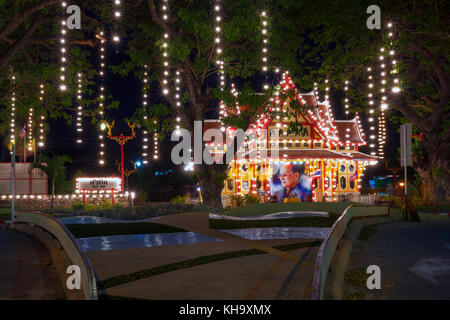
[310,205,390,300]
[16,212,97,300]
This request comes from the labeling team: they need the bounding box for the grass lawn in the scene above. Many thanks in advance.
[221,202,353,218]
[66,222,187,238]
[209,213,340,230]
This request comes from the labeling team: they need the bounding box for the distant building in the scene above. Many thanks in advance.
[0,162,47,195]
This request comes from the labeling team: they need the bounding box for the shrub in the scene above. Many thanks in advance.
[52,202,220,220]
[229,194,261,207]
[170,195,188,204]
[72,201,85,211]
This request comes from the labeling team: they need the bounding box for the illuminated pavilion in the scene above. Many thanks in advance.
[204,73,378,205]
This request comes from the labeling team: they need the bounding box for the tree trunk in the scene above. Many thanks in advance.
[415,158,449,202]
[196,164,228,209]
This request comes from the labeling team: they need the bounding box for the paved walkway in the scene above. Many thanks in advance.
[344,221,450,299]
[0,225,65,300]
[91,212,319,299]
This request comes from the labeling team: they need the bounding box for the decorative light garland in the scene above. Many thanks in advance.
[142,65,149,164]
[161,0,170,96]
[261,10,269,90]
[153,120,159,160]
[174,70,182,131]
[38,84,45,148]
[98,31,106,166]
[214,1,226,90]
[27,103,33,153]
[112,0,121,42]
[343,80,350,117]
[366,66,377,156]
[10,76,16,146]
[76,73,83,144]
[59,1,68,91]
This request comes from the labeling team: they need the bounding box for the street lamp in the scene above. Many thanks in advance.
[131,192,135,206]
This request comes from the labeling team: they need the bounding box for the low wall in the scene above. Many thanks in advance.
[310,205,400,300]
[15,212,97,300]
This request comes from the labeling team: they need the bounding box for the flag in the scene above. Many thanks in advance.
[19,125,26,138]
[350,169,358,182]
[309,169,321,179]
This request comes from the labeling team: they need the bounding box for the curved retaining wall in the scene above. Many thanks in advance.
[310,205,391,300]
[16,212,97,300]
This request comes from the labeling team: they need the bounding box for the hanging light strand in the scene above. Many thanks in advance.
[174,70,182,131]
[214,1,226,90]
[343,80,351,118]
[142,65,149,164]
[59,2,68,91]
[366,66,377,156]
[27,105,33,153]
[10,76,16,146]
[261,10,269,90]
[38,84,45,148]
[161,0,170,96]
[98,31,106,166]
[76,73,83,144]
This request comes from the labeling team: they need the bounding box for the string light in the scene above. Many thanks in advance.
[153,121,159,160]
[261,10,269,90]
[76,73,83,144]
[174,70,183,131]
[343,80,351,117]
[112,0,121,42]
[59,2,68,91]
[98,31,106,166]
[366,66,377,156]
[214,1,226,90]
[38,84,45,148]
[27,106,33,153]
[142,65,149,164]
[161,0,170,95]
[10,76,16,146]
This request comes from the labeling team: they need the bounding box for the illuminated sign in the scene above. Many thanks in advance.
[76,177,121,191]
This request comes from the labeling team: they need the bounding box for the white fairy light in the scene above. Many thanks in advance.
[37,84,45,148]
[10,76,16,146]
[160,0,170,95]
[344,80,351,117]
[261,10,269,90]
[76,73,83,143]
[59,2,68,91]
[367,63,377,156]
[142,65,149,164]
[98,31,106,165]
[214,0,226,90]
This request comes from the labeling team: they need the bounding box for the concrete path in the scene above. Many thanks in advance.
[90,212,320,299]
[344,221,450,300]
[0,225,65,300]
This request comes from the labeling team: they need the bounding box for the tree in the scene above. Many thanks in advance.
[32,154,72,210]
[0,0,118,151]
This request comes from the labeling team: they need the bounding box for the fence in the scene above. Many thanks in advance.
[16,212,97,300]
[310,205,390,300]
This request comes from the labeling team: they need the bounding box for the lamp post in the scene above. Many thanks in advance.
[115,160,137,193]
[105,121,136,193]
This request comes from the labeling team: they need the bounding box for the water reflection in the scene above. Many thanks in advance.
[76,232,223,252]
[222,227,330,240]
[58,216,160,225]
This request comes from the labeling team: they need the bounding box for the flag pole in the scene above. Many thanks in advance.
[11,142,16,222]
